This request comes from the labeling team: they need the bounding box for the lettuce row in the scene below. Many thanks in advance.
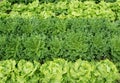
[3,0,117,4]
[0,0,120,21]
[0,59,119,83]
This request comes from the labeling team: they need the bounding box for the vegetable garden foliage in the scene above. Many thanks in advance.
[0,59,119,83]
[0,0,120,82]
[0,16,120,70]
[5,0,118,4]
[0,0,120,21]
